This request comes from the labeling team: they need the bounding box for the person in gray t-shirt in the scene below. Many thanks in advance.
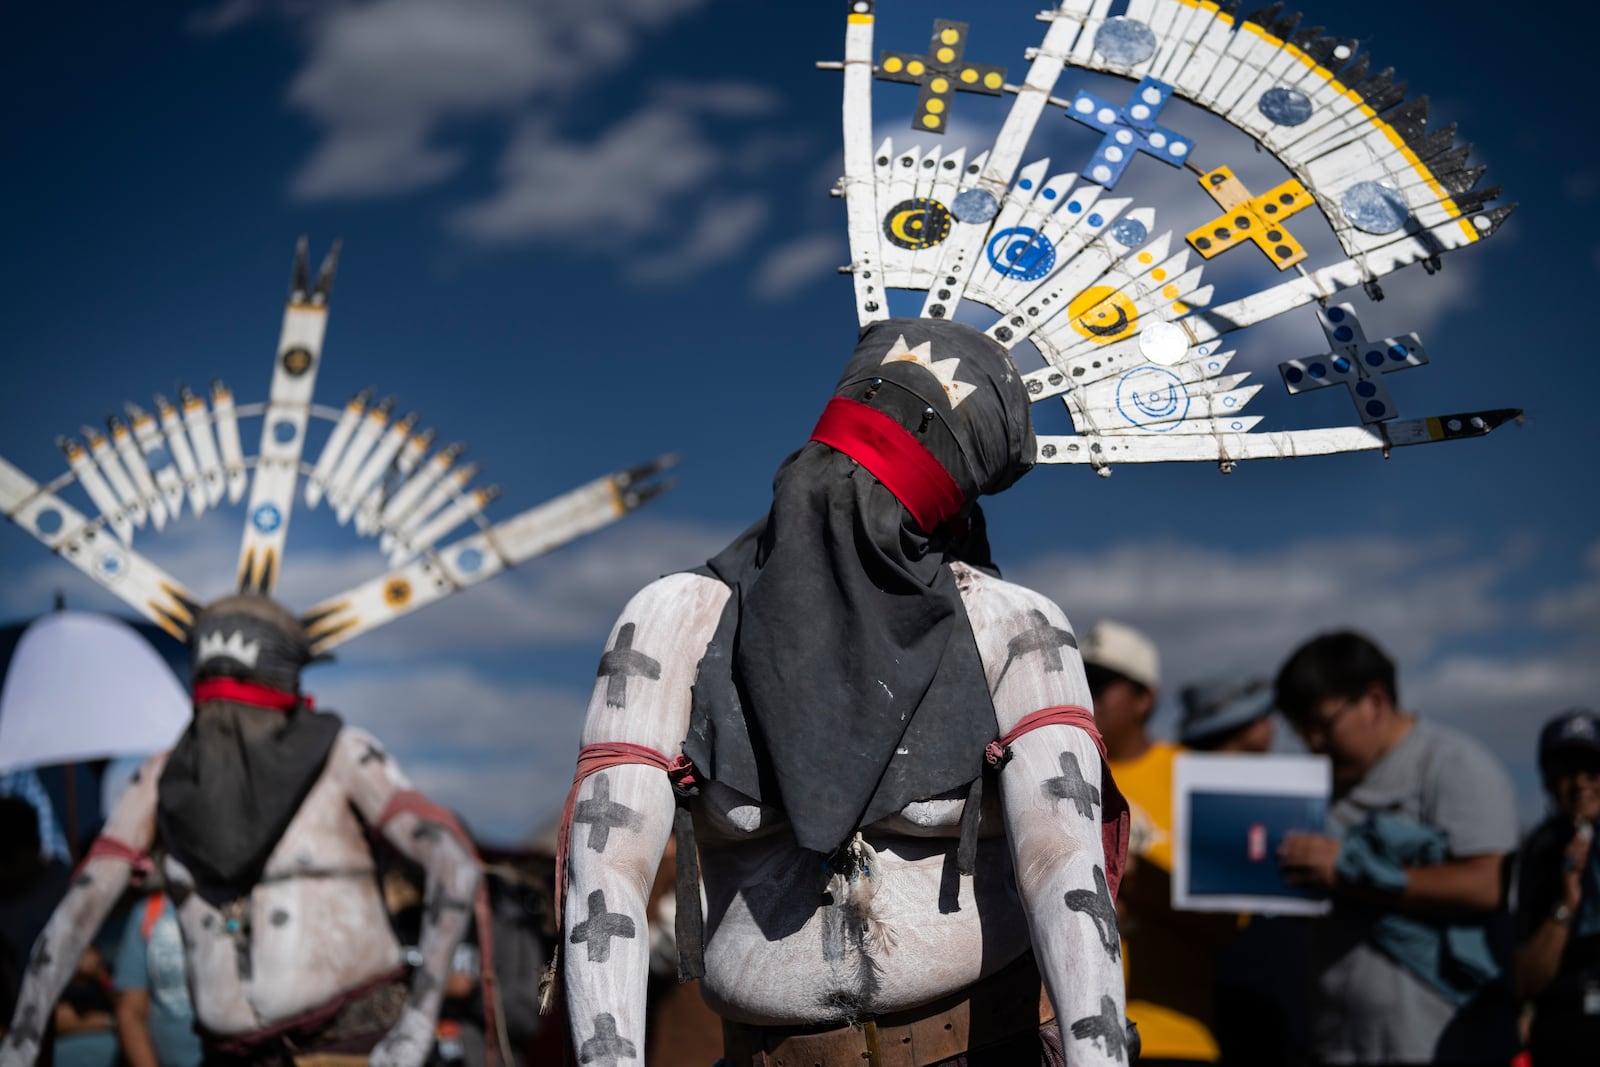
[1273,631,1520,1065]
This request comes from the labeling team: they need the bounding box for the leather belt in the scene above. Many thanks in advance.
[719,952,1056,1067]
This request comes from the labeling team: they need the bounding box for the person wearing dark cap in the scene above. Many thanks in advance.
[1178,673,1276,754]
[1514,708,1600,1062]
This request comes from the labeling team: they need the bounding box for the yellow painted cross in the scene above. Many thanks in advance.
[1185,165,1315,270]
[876,19,1005,134]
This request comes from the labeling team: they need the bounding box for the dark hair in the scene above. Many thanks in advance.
[1274,630,1397,725]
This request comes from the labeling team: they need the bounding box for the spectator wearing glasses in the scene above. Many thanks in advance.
[1514,709,1600,1062]
[1273,630,1519,1064]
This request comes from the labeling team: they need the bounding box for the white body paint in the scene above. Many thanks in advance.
[1,727,478,1067]
[563,566,1127,1065]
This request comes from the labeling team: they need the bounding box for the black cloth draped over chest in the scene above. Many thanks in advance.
[685,318,1035,857]
[157,596,343,894]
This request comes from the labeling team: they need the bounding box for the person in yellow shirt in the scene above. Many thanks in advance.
[1082,621,1235,1065]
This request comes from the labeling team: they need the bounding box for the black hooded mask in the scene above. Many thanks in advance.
[686,318,1035,858]
[157,594,342,895]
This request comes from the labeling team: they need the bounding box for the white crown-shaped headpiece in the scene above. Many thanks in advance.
[0,240,674,654]
[829,1,1518,474]
[196,630,261,670]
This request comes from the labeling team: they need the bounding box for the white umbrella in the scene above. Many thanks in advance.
[0,611,190,774]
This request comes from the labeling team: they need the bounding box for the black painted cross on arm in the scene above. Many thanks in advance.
[570,890,637,963]
[573,773,645,853]
[597,623,661,709]
[1064,865,1120,962]
[1070,995,1129,1062]
[579,1013,638,1066]
[1042,750,1100,820]
[995,608,1078,690]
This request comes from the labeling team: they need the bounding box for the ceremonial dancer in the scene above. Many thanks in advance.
[556,1,1517,1063]
[3,594,479,1066]
[0,242,672,1066]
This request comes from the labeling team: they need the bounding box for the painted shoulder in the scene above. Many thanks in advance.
[951,560,1071,630]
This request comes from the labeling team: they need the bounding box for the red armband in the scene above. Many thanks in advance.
[984,705,1130,900]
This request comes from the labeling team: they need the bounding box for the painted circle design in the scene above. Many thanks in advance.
[986,227,1056,281]
[1116,367,1190,431]
[384,578,412,608]
[34,507,63,536]
[251,503,282,533]
[1342,181,1410,234]
[271,419,297,445]
[1068,286,1138,345]
[97,546,129,583]
[883,197,953,250]
[281,346,314,377]
[1094,17,1157,66]
[456,547,484,575]
[951,188,999,224]
[1110,217,1148,247]
[1138,320,1189,367]
[1258,87,1313,126]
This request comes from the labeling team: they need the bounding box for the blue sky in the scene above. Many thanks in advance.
[2,0,1596,842]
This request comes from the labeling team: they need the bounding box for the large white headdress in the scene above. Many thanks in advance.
[829,1,1517,474]
[0,241,672,653]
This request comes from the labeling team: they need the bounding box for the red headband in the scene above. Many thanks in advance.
[810,397,966,533]
[192,678,309,712]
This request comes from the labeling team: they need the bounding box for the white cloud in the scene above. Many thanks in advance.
[283,0,715,201]
[185,0,267,35]
[450,106,718,243]
[313,664,589,843]
[627,195,770,284]
[753,234,847,301]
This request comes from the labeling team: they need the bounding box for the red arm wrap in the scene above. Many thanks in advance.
[986,705,1130,900]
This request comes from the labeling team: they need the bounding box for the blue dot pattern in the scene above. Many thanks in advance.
[1064,76,1195,190]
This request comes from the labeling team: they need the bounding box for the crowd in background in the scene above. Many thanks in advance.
[1084,622,1599,1067]
[2,625,1597,1066]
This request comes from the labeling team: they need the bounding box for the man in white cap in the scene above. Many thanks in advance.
[1082,621,1229,1065]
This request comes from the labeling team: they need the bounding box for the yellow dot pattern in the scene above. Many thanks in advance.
[926,98,946,114]
[961,68,979,83]
[1152,268,1167,281]
[983,72,1002,89]
[908,60,925,76]
[883,56,904,73]
[1162,284,1180,299]
[930,77,949,93]
[937,46,955,63]
[923,114,942,128]
[941,28,960,45]
[1138,252,1153,265]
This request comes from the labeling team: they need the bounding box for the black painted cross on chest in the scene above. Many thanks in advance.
[573,773,644,853]
[579,1012,637,1066]
[597,623,661,709]
[570,889,636,963]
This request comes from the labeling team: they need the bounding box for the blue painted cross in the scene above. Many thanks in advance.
[1278,304,1428,424]
[1064,76,1194,189]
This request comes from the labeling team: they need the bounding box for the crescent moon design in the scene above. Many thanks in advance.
[1068,286,1139,344]
[883,197,953,250]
